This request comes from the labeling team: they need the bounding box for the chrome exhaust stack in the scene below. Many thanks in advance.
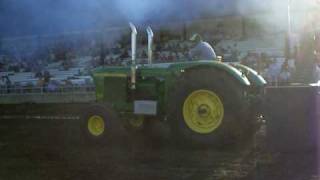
[146,26,154,65]
[129,22,137,90]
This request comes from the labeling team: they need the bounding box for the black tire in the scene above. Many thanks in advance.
[246,86,265,133]
[122,116,165,147]
[80,103,120,145]
[168,68,254,149]
[57,104,124,160]
[123,115,146,133]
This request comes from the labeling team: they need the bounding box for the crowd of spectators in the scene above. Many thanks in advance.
[0,27,302,93]
[240,52,296,85]
[0,38,94,94]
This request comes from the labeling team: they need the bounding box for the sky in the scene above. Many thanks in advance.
[0,0,317,37]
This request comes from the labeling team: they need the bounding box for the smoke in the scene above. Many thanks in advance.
[112,0,236,24]
[113,0,178,23]
[1,0,318,37]
[239,0,289,33]
[3,0,318,62]
[0,0,121,37]
[2,0,317,48]
[236,0,320,34]
[0,0,242,37]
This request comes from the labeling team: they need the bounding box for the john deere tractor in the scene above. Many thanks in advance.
[82,23,266,148]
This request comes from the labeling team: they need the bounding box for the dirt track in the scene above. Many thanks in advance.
[0,118,318,180]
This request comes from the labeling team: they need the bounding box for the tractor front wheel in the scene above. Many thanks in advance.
[80,104,120,145]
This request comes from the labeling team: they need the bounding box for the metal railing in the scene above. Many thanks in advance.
[0,85,95,95]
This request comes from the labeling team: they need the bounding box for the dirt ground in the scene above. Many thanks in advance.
[0,118,319,180]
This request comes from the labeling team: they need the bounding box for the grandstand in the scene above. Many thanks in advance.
[217,34,286,58]
[0,14,297,103]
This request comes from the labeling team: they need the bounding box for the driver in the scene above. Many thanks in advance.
[188,33,217,61]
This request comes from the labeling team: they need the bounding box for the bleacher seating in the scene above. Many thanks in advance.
[0,71,14,77]
[8,72,36,84]
[217,34,286,58]
[0,30,296,90]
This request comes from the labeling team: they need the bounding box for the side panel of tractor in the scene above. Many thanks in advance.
[91,60,265,117]
[92,67,131,111]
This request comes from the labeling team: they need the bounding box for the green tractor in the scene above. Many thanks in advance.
[82,23,266,148]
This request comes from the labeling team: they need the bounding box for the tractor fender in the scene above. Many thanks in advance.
[169,61,251,87]
[228,63,267,87]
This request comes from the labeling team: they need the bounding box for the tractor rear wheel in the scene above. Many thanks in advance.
[169,69,253,149]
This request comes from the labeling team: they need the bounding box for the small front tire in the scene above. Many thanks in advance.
[81,104,119,145]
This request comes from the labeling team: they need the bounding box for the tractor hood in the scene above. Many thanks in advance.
[92,60,252,87]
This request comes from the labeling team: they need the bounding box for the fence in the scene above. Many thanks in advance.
[0,85,95,95]
[0,85,96,104]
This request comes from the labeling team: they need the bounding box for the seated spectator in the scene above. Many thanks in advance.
[155,44,162,52]
[167,52,174,62]
[177,52,185,60]
[119,48,129,59]
[279,62,291,84]
[111,44,121,54]
[140,50,147,59]
[266,59,281,85]
[37,78,45,88]
[0,76,6,88]
[230,43,239,62]
[288,58,296,72]
[154,52,161,62]
[35,71,43,79]
[43,70,51,85]
[159,53,167,62]
[4,75,11,93]
[47,80,59,92]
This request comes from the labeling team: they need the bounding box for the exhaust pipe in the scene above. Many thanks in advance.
[146,26,154,65]
[129,22,137,90]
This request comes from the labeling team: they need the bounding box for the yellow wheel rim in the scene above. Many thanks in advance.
[183,89,224,134]
[128,116,144,128]
[88,115,105,136]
